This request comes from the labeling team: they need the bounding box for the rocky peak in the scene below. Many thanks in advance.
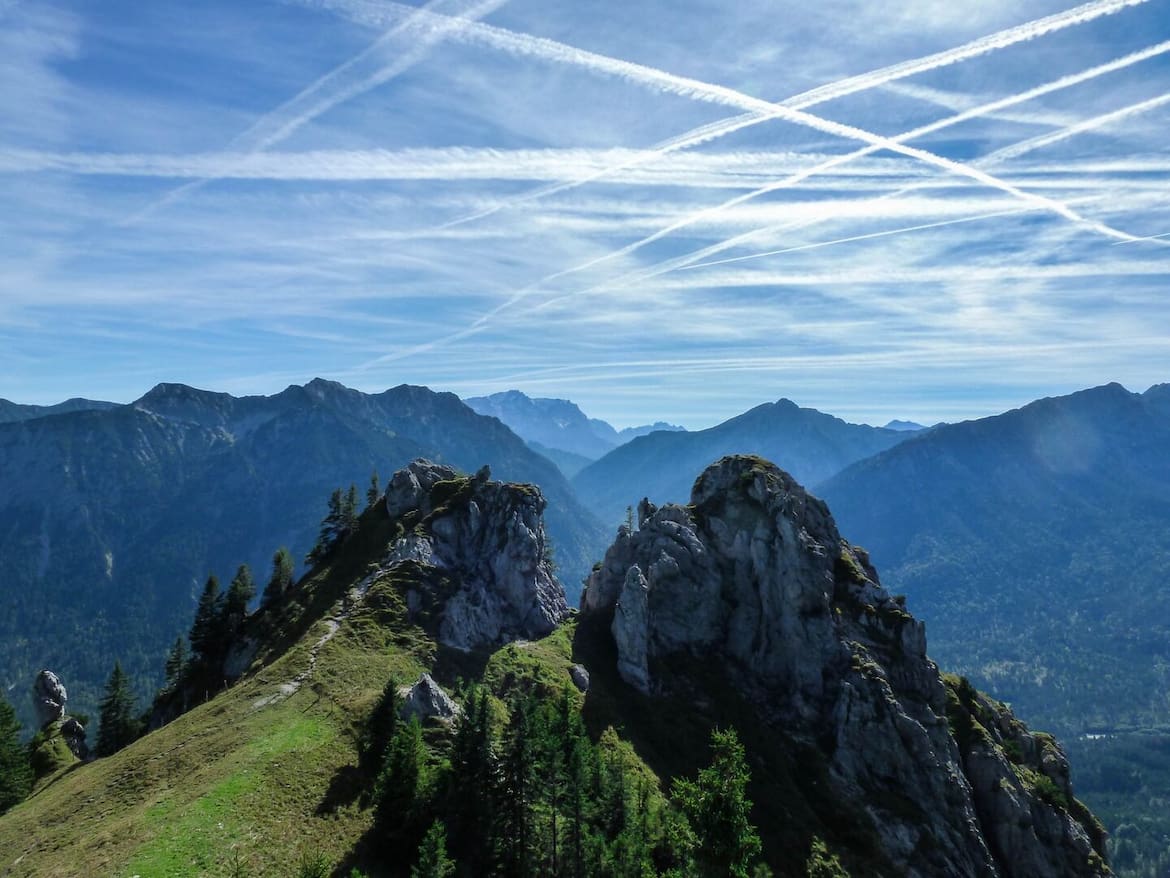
[581,454,1107,878]
[32,670,67,727]
[381,459,568,650]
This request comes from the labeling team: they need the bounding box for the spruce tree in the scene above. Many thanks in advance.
[307,488,344,565]
[448,686,497,870]
[412,820,456,878]
[96,661,141,757]
[223,564,255,633]
[163,637,188,687]
[189,574,225,665]
[367,469,380,510]
[262,547,295,606]
[671,727,762,878]
[375,717,430,857]
[359,676,400,779]
[343,483,360,534]
[499,698,536,876]
[0,695,32,815]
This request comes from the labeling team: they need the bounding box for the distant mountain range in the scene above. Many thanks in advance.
[0,397,118,424]
[882,419,928,432]
[572,398,908,526]
[821,382,1170,733]
[464,390,685,472]
[0,380,607,729]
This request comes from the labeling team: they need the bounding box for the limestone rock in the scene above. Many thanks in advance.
[569,664,590,692]
[32,670,67,727]
[381,460,569,651]
[400,673,460,723]
[60,717,89,762]
[580,454,1108,878]
[384,459,457,519]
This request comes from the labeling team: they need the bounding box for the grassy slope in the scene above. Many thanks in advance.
[0,505,426,877]
[0,501,661,877]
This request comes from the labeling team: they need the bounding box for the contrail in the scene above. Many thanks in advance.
[357,0,1151,232]
[990,90,1170,163]
[124,0,506,224]
[446,21,1166,321]
[572,38,1170,269]
[671,88,1170,275]
[350,0,1153,369]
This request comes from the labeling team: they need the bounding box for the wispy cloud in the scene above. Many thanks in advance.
[124,0,508,224]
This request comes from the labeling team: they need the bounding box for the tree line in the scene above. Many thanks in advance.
[357,679,769,878]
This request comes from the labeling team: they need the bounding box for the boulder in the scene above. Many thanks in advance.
[569,664,590,692]
[385,459,459,519]
[60,717,89,762]
[32,670,67,727]
[399,674,460,723]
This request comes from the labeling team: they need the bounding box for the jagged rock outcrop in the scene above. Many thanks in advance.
[32,670,67,726]
[382,459,569,650]
[59,717,89,762]
[581,454,1107,878]
[399,673,460,723]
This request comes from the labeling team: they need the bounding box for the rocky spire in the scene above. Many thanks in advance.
[383,459,569,650]
[581,454,1107,878]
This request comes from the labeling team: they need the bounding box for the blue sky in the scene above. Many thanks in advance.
[2,0,1169,428]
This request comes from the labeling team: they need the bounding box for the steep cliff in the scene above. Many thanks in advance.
[581,454,1107,878]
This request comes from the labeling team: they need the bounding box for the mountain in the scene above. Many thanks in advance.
[465,390,620,460]
[882,419,927,432]
[526,440,595,479]
[0,397,118,424]
[0,457,1106,877]
[617,421,686,442]
[820,382,1170,734]
[572,398,908,525]
[464,390,687,471]
[0,381,607,733]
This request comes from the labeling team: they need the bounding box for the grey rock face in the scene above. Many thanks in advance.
[60,717,89,762]
[385,459,455,519]
[569,664,590,692]
[383,460,569,650]
[32,670,67,727]
[581,454,1107,878]
[400,673,460,723]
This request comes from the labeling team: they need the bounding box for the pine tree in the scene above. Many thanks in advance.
[96,661,141,758]
[499,698,536,876]
[412,820,456,878]
[163,637,188,687]
[307,488,345,565]
[671,728,762,878]
[448,686,497,870]
[367,469,380,510]
[375,717,431,857]
[0,695,32,815]
[343,483,360,534]
[359,676,400,779]
[189,574,225,665]
[223,564,255,634]
[262,547,295,606]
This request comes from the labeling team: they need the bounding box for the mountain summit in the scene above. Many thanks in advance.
[573,398,906,525]
[581,455,1107,877]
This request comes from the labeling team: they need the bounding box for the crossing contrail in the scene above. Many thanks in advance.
[124,0,505,225]
[350,0,1153,368]
[666,88,1170,275]
[361,0,1150,232]
[591,42,1170,284]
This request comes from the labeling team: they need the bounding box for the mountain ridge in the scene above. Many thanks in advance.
[573,397,907,525]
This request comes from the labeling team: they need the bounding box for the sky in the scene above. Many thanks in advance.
[1,0,1169,429]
